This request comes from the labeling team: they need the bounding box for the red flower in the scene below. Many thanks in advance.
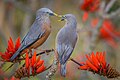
[14,51,46,79]
[91,18,99,27]
[0,37,21,62]
[82,12,89,22]
[80,0,100,12]
[25,51,46,76]
[79,52,107,72]
[79,52,120,78]
[80,0,100,22]
[91,19,120,48]
[100,20,120,47]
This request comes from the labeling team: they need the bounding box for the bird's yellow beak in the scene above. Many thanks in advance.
[53,13,59,17]
[57,15,65,21]
[52,14,64,21]
[57,15,63,17]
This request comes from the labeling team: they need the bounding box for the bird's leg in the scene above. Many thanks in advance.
[33,48,48,54]
[34,48,49,54]
[34,48,43,52]
[44,49,49,55]
[29,49,34,57]
[21,52,26,60]
[22,49,29,59]
[35,48,54,55]
[44,48,54,55]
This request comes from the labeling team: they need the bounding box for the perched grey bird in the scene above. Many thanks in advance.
[10,8,58,61]
[56,14,78,77]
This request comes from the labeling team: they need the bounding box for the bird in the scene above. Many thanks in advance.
[10,8,58,61]
[56,14,78,77]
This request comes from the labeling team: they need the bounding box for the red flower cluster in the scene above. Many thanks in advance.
[82,12,89,22]
[100,20,120,39]
[91,19,120,48]
[80,0,100,12]
[79,52,107,72]
[0,37,21,62]
[79,52,120,78]
[25,51,46,76]
[80,0,100,22]
[14,51,46,79]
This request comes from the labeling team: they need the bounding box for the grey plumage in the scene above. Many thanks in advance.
[10,8,56,61]
[56,14,78,77]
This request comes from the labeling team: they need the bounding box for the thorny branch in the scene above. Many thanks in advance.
[104,0,116,13]
[45,50,59,80]
[99,0,120,19]
[102,8,120,19]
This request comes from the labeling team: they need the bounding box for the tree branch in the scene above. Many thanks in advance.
[45,50,59,80]
[17,49,54,61]
[103,8,120,19]
[105,0,116,13]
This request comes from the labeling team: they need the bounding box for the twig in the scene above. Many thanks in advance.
[105,0,116,13]
[103,8,120,19]
[100,1,106,12]
[37,49,54,56]
[17,49,54,61]
[70,58,82,66]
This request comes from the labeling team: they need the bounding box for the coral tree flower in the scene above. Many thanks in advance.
[91,19,120,48]
[79,52,106,72]
[29,51,46,75]
[82,12,89,22]
[14,51,46,79]
[80,0,100,12]
[80,0,100,22]
[79,52,120,78]
[100,20,120,48]
[0,37,21,62]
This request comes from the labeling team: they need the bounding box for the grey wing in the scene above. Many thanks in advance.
[56,28,77,64]
[57,43,74,64]
[10,20,46,61]
[19,20,45,51]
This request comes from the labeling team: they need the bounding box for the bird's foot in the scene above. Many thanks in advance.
[45,49,55,55]
[44,50,49,55]
[34,48,44,52]
[29,49,35,56]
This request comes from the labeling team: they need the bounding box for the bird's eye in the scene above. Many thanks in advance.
[63,16,67,18]
[46,12,49,13]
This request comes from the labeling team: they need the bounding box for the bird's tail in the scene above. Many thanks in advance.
[60,63,66,77]
[10,48,21,61]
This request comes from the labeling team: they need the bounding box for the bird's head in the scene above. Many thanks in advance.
[37,8,58,17]
[58,14,76,22]
[58,14,77,28]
